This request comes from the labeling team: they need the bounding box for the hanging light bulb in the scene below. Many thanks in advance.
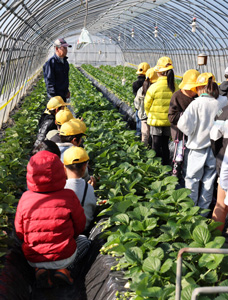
[154,26,158,38]
[191,17,196,33]
[131,28,134,38]
[118,34,121,42]
[109,37,112,43]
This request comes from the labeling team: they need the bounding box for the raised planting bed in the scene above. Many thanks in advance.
[0,65,227,300]
[70,65,228,300]
[79,66,136,129]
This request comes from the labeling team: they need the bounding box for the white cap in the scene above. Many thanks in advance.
[225,67,228,75]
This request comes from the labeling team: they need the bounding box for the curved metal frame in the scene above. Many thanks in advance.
[0,0,228,126]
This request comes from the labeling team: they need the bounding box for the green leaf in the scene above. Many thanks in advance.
[192,225,211,245]
[111,213,129,224]
[141,286,162,297]
[142,256,161,272]
[143,218,157,230]
[125,247,143,264]
[160,258,173,274]
[181,284,198,300]
[205,236,225,249]
[171,188,191,203]
[204,269,218,283]
[150,248,164,260]
[199,253,224,270]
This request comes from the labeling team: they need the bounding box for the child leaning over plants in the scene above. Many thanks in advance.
[134,67,158,147]
[177,72,228,215]
[33,96,70,148]
[14,150,91,287]
[64,146,97,234]
[59,120,95,185]
[168,69,200,184]
[46,108,74,141]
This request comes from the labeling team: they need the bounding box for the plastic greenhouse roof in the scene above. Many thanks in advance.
[0,0,227,55]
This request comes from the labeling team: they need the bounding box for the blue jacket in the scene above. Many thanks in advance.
[43,54,69,100]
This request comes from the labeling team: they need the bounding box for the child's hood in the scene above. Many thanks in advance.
[27,150,66,192]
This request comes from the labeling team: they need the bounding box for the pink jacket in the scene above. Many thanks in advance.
[14,151,86,263]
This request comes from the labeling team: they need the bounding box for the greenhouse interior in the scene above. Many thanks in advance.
[1,0,228,299]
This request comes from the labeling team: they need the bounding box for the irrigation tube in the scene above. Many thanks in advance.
[191,287,228,300]
[175,247,228,300]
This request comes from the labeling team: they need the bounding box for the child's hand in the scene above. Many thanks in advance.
[88,176,96,187]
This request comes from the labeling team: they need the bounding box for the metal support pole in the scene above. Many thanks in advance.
[191,287,228,300]
[175,248,228,300]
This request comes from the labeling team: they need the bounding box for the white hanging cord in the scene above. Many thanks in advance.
[84,0,88,28]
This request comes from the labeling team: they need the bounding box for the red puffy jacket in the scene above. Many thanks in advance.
[14,151,86,263]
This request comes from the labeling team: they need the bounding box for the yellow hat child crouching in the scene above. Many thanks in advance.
[69,118,87,134]
[63,146,89,166]
[60,120,86,136]
[55,109,73,125]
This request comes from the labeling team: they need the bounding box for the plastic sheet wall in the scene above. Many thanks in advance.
[124,51,228,83]
[67,42,124,67]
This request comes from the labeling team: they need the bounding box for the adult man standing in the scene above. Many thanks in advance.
[43,38,72,101]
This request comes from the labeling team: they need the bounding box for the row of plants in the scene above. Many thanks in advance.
[81,64,135,108]
[99,65,137,83]
[0,78,47,260]
[70,65,228,300]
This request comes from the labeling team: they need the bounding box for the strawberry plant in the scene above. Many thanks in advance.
[69,65,228,300]
[0,78,47,260]
[81,64,135,107]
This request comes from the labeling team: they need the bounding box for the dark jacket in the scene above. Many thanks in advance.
[219,81,228,97]
[34,113,57,148]
[132,75,146,96]
[210,105,228,175]
[43,54,70,100]
[168,90,195,140]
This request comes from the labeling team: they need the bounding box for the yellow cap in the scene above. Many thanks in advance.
[63,146,89,165]
[55,109,73,125]
[69,118,87,133]
[179,69,200,90]
[136,62,150,75]
[60,121,86,136]
[145,67,158,83]
[154,57,173,72]
[47,96,70,111]
[190,72,216,91]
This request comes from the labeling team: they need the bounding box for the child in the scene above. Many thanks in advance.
[14,151,88,287]
[168,69,200,181]
[64,147,97,232]
[177,73,228,214]
[144,56,179,165]
[47,109,74,142]
[133,62,150,137]
[134,67,158,146]
[219,67,228,97]
[59,120,92,183]
[34,96,70,148]
[32,140,61,157]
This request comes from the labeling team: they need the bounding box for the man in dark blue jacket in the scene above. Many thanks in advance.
[43,38,72,101]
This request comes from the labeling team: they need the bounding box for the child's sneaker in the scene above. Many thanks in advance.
[35,268,53,288]
[175,154,183,162]
[54,268,74,285]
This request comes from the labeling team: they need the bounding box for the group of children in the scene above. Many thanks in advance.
[133,57,228,225]
[14,59,228,288]
[14,96,97,287]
